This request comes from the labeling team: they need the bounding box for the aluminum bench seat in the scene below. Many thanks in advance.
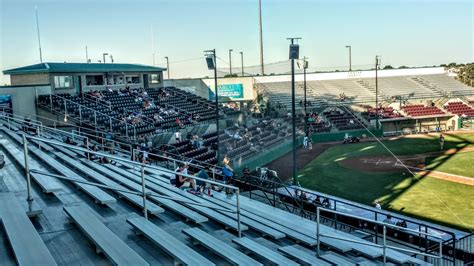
[320,251,357,265]
[182,227,262,266]
[127,217,214,266]
[277,245,331,266]
[0,192,56,266]
[232,237,299,266]
[63,205,149,266]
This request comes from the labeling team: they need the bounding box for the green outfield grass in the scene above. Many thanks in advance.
[298,133,474,231]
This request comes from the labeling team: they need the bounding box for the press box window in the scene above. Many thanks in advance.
[149,74,160,84]
[54,76,73,89]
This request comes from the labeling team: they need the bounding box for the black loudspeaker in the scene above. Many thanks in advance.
[289,44,299,60]
[206,56,215,70]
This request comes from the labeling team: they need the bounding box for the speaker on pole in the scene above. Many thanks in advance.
[206,56,215,70]
[289,44,299,60]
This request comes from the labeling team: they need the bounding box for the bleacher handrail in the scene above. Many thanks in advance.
[316,207,443,264]
[0,112,131,157]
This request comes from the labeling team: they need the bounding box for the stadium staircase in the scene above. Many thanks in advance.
[2,115,466,265]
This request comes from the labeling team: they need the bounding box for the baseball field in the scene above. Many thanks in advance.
[297,132,474,231]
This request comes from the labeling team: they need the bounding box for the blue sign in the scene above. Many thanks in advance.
[209,83,244,100]
[0,95,12,114]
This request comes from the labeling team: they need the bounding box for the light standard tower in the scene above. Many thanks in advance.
[240,51,244,77]
[229,49,233,76]
[287,37,301,186]
[375,55,381,129]
[298,57,309,133]
[345,45,352,71]
[205,49,220,162]
[165,56,170,79]
[102,53,108,64]
[258,0,264,75]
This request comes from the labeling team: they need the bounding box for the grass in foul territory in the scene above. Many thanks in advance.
[298,133,474,231]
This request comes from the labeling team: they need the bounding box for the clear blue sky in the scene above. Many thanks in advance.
[1,0,473,85]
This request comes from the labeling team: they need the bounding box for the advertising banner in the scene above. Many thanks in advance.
[0,95,13,114]
[209,83,244,100]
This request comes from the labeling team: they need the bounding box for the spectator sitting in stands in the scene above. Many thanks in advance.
[322,198,330,208]
[176,118,185,129]
[195,167,211,194]
[175,163,197,191]
[233,132,242,140]
[242,166,251,181]
[383,215,396,225]
[100,156,115,165]
[64,136,77,146]
[396,220,407,228]
[374,200,382,209]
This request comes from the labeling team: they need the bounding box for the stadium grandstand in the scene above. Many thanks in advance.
[1,60,473,265]
[1,0,474,264]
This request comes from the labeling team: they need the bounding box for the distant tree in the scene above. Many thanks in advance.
[447,62,457,68]
[224,74,238,78]
[383,65,394,70]
[439,64,447,67]
[398,66,408,69]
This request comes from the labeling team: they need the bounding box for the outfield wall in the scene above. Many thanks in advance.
[311,128,384,143]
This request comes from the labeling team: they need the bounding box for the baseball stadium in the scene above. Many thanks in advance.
[0,0,473,265]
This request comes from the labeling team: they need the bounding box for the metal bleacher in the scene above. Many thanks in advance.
[64,204,149,266]
[0,124,444,265]
[0,192,57,266]
[182,227,263,265]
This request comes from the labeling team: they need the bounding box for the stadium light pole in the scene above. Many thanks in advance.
[303,57,308,133]
[240,51,244,77]
[102,53,108,64]
[258,0,265,75]
[35,6,43,63]
[288,37,301,186]
[229,49,233,76]
[205,49,220,163]
[345,45,352,71]
[375,55,381,129]
[165,56,170,79]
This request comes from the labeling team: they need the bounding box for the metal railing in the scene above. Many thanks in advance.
[316,207,443,265]
[20,133,243,237]
[0,112,130,159]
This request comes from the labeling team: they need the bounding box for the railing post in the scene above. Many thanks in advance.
[439,236,443,265]
[317,207,321,257]
[383,225,387,266]
[236,188,242,238]
[49,94,53,112]
[109,117,112,132]
[94,112,97,134]
[79,106,82,123]
[22,134,33,202]
[140,165,148,220]
[126,124,129,139]
[86,138,90,160]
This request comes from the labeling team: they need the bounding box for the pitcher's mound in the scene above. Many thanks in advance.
[338,155,424,173]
